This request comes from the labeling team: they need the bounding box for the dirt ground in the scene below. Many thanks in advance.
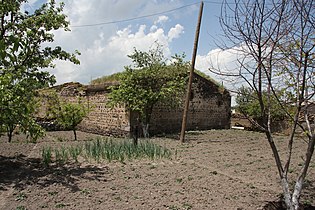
[0,130,314,210]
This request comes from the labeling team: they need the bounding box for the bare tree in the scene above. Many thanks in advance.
[212,0,315,209]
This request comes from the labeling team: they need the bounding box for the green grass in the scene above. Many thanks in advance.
[56,146,69,164]
[84,137,171,163]
[41,137,171,166]
[41,147,52,167]
[55,203,66,208]
[80,189,91,196]
[182,203,193,210]
[15,192,27,201]
[48,191,58,196]
[69,145,82,162]
[176,178,183,183]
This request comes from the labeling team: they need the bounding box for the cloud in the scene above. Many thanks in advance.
[154,15,169,24]
[50,21,184,84]
[195,44,256,105]
[108,25,169,55]
[196,48,241,74]
[39,0,187,84]
[168,24,184,42]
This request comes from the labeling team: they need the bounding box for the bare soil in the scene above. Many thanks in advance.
[0,130,314,210]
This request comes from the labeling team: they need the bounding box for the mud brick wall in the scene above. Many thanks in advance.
[78,88,130,137]
[149,74,231,135]
[37,83,130,137]
[38,73,231,137]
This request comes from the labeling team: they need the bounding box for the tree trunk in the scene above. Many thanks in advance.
[142,123,149,138]
[142,105,153,138]
[73,129,77,141]
[132,125,138,146]
[264,131,297,209]
[7,126,14,143]
[280,177,294,210]
[7,130,13,143]
[291,134,315,210]
[292,177,303,210]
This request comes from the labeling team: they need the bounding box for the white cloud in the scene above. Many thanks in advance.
[50,21,184,84]
[108,25,169,54]
[168,24,184,42]
[154,15,169,25]
[41,0,187,84]
[196,48,241,74]
[195,44,255,105]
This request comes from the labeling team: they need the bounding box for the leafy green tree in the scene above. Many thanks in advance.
[40,89,61,121]
[0,0,80,142]
[108,45,189,138]
[55,101,88,141]
[236,86,291,129]
[0,74,44,142]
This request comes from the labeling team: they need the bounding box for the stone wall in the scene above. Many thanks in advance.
[149,73,231,135]
[37,83,130,136]
[78,86,130,136]
[37,73,231,137]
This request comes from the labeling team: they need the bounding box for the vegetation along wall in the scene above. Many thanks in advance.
[37,72,231,137]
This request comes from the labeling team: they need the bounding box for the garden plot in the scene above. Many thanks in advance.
[0,130,314,210]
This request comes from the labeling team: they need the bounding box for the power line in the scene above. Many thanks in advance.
[24,1,228,28]
[203,1,225,5]
[71,2,201,28]
[70,1,234,28]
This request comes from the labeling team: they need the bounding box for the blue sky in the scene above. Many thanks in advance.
[24,0,238,87]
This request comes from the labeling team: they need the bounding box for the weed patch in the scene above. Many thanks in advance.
[15,192,27,201]
[16,206,26,210]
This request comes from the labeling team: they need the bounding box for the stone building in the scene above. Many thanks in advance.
[38,72,231,136]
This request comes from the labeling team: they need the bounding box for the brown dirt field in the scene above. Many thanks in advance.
[0,130,314,210]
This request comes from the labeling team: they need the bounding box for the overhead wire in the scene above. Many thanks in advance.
[70,0,242,28]
[23,1,234,28]
[71,2,202,28]
[203,1,226,5]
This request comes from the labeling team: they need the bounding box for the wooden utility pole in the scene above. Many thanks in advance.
[180,1,204,143]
